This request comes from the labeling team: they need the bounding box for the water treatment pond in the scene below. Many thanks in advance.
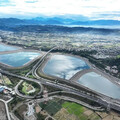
[78,72,120,99]
[43,55,90,79]
[0,44,18,52]
[0,52,40,67]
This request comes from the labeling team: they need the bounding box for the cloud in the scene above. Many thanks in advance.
[25,0,38,3]
[0,0,120,20]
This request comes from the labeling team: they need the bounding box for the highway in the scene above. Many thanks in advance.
[1,47,120,114]
[30,47,120,112]
[14,80,36,99]
[26,94,104,111]
[14,68,43,99]
[1,69,120,112]
[31,47,57,78]
[52,95,104,111]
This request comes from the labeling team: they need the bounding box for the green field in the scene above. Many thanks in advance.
[62,102,88,120]
[39,100,100,120]
[3,76,12,85]
[62,102,84,115]
[117,55,120,58]
[22,82,34,95]
[22,82,28,94]
[39,99,63,116]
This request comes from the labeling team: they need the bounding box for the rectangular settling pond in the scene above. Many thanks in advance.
[78,72,120,99]
[0,44,18,52]
[0,52,40,67]
[43,55,90,79]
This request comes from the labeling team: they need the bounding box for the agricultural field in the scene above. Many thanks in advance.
[59,101,99,120]
[39,98,100,120]
[62,102,87,119]
[38,98,120,120]
[39,98,63,116]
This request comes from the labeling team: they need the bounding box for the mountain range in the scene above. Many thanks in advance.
[0,17,120,26]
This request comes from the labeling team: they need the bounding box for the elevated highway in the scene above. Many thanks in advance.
[31,47,57,78]
[1,69,120,112]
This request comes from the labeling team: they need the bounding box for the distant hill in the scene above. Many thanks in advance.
[0,17,120,26]
[71,20,120,26]
[0,25,118,36]
[0,17,120,35]
[32,17,75,24]
[0,17,63,26]
[0,18,25,26]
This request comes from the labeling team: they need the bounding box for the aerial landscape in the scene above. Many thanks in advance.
[0,0,120,120]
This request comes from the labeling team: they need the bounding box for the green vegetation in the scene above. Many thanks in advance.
[103,57,120,74]
[21,82,34,95]
[62,102,88,120]
[8,97,24,111]
[18,69,30,76]
[36,113,47,120]
[3,76,12,85]
[27,74,35,79]
[117,55,120,58]
[62,102,84,115]
[39,99,95,120]
[18,81,41,96]
[104,57,120,67]
[39,99,63,116]
[5,76,20,87]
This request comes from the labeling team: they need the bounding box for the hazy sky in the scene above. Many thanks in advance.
[0,0,120,20]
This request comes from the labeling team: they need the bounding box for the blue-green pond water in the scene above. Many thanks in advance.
[0,52,40,67]
[78,72,120,99]
[43,55,90,79]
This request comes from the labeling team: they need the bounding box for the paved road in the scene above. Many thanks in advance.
[1,69,120,112]
[1,47,120,119]
[52,95,104,111]
[14,69,43,99]
[31,47,57,78]
[30,47,120,112]
[14,80,37,99]
[0,98,13,120]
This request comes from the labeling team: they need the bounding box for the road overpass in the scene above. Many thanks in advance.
[1,69,120,112]
[31,47,57,78]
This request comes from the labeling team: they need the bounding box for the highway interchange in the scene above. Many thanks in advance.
[1,47,120,120]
